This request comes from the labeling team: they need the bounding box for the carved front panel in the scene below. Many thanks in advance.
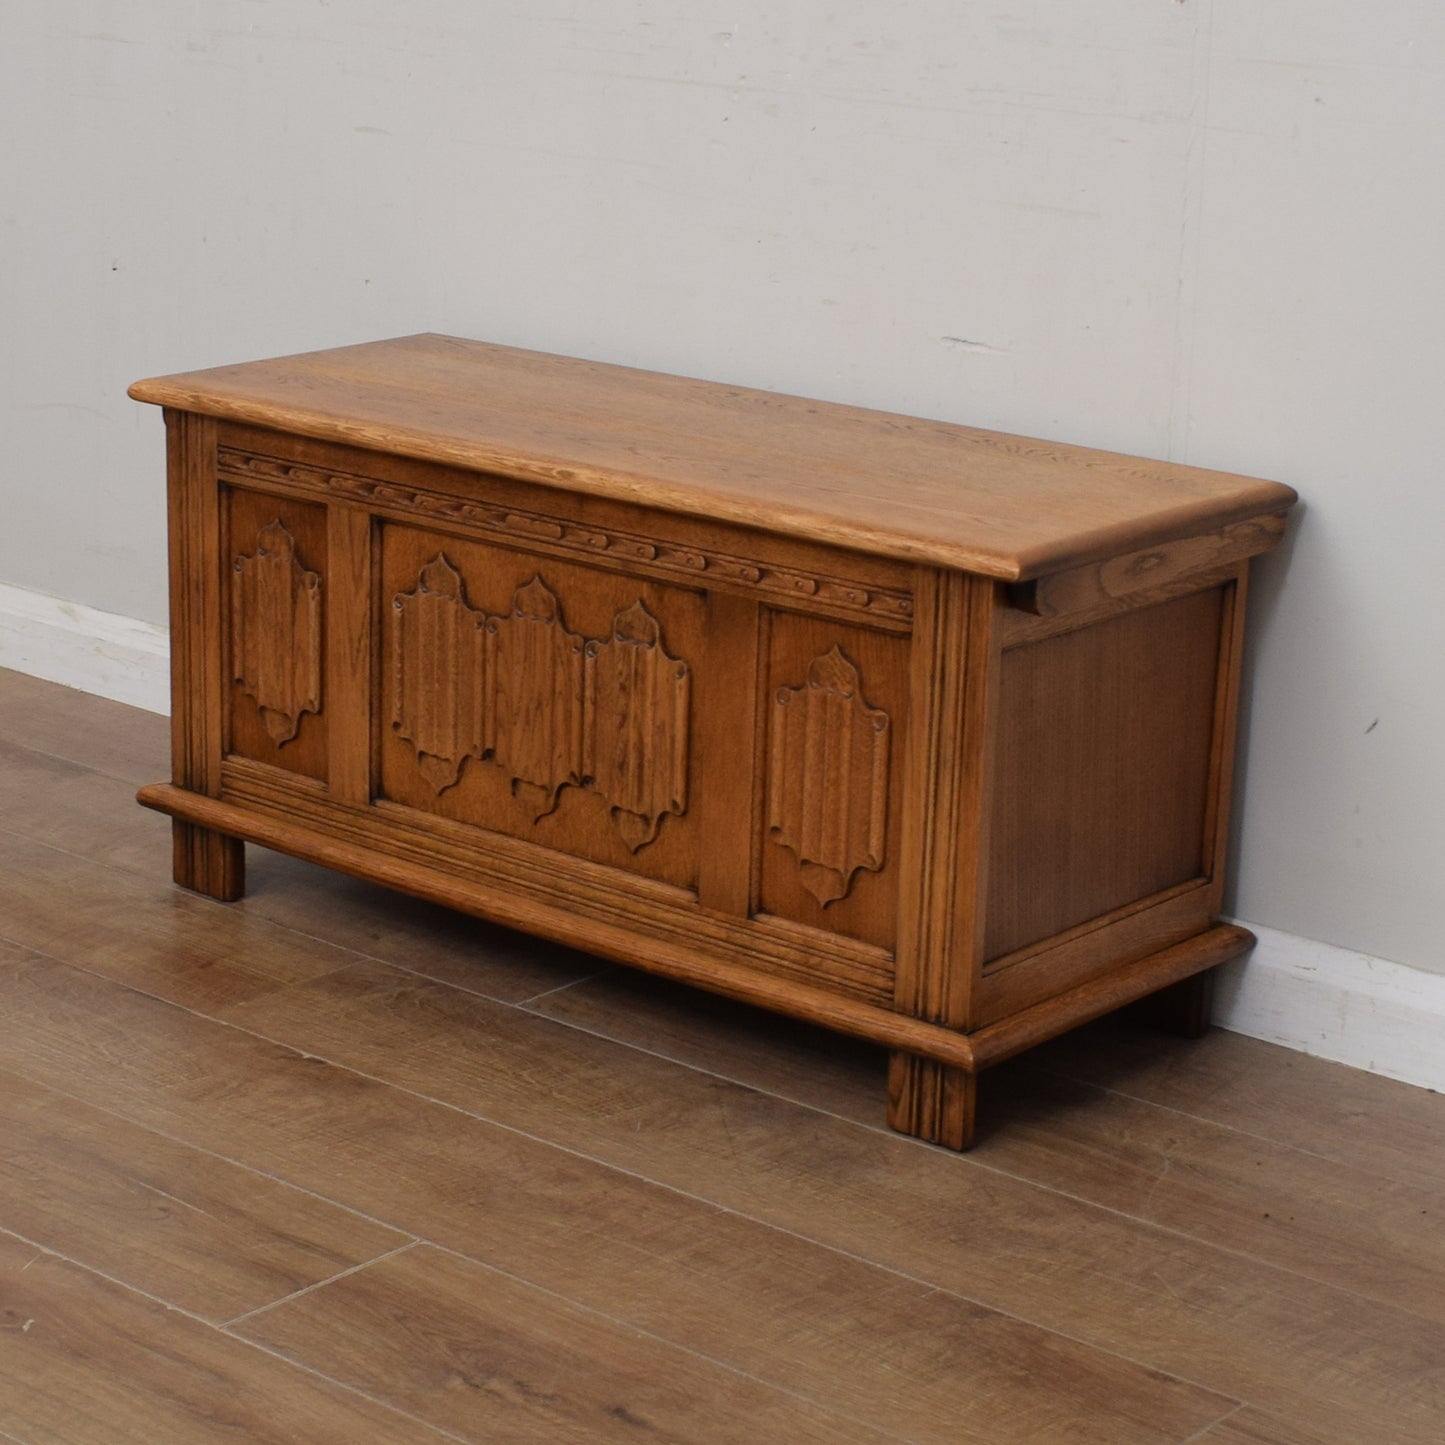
[482,577,586,821]
[225,489,329,781]
[379,526,704,891]
[767,646,890,907]
[584,601,691,852]
[759,611,908,952]
[391,555,487,793]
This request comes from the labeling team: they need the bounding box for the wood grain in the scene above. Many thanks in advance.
[984,586,1223,961]
[0,737,172,876]
[166,408,245,902]
[0,831,352,1013]
[10,680,1442,1444]
[0,1232,450,1443]
[0,666,168,785]
[377,526,707,892]
[0,1068,406,1322]
[1191,1407,1345,1444]
[1026,1013,1445,1194]
[224,488,329,780]
[0,735,599,1005]
[134,346,1297,1147]
[529,966,1445,1327]
[130,333,1297,580]
[235,1244,896,1444]
[0,943,1234,1445]
[206,958,1445,1442]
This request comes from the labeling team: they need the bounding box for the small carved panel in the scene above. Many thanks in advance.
[232,519,322,746]
[482,576,586,821]
[584,600,691,852]
[767,645,890,907]
[391,555,487,793]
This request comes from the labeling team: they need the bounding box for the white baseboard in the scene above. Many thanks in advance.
[1216,923,1445,1093]
[3,581,1441,1093]
[0,581,170,714]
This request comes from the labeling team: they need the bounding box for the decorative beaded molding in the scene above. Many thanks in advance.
[219,447,913,628]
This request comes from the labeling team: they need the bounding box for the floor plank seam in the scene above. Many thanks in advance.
[0,971,1235,1411]
[0,1049,430,1243]
[0,784,1398,1185]
[416,1239,926,1445]
[0,1225,464,1444]
[0,811,603,1013]
[0,1222,243,1332]
[6,938,1425,1408]
[0,732,161,790]
[221,1239,421,1330]
[1177,1401,1246,1443]
[515,999,1445,1307]
[509,966,615,1007]
[216,1331,469,1444]
[512,999,897,1128]
[199,1019,1445,1405]
[1027,1058,1396,1170]
[9,921,1445,1379]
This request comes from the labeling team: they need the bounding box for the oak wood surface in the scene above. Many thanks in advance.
[984,586,1223,961]
[138,778,1251,1074]
[3,672,1443,1443]
[138,348,1296,1157]
[130,333,1297,580]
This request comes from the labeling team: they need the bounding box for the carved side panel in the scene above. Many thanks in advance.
[391,555,487,793]
[767,645,890,906]
[583,600,691,852]
[232,520,322,746]
[483,576,586,821]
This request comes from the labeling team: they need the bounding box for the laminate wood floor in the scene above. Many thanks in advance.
[0,666,1440,1444]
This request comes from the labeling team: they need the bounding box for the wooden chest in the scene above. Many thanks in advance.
[131,334,1296,1147]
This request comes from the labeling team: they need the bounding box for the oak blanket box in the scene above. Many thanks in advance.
[131,335,1296,1148]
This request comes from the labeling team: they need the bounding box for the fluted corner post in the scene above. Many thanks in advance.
[888,569,999,1149]
[163,408,244,901]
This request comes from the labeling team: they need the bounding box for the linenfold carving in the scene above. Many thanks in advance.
[388,565,693,846]
[232,520,321,746]
[483,577,586,821]
[584,600,691,852]
[391,555,487,793]
[767,646,890,906]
